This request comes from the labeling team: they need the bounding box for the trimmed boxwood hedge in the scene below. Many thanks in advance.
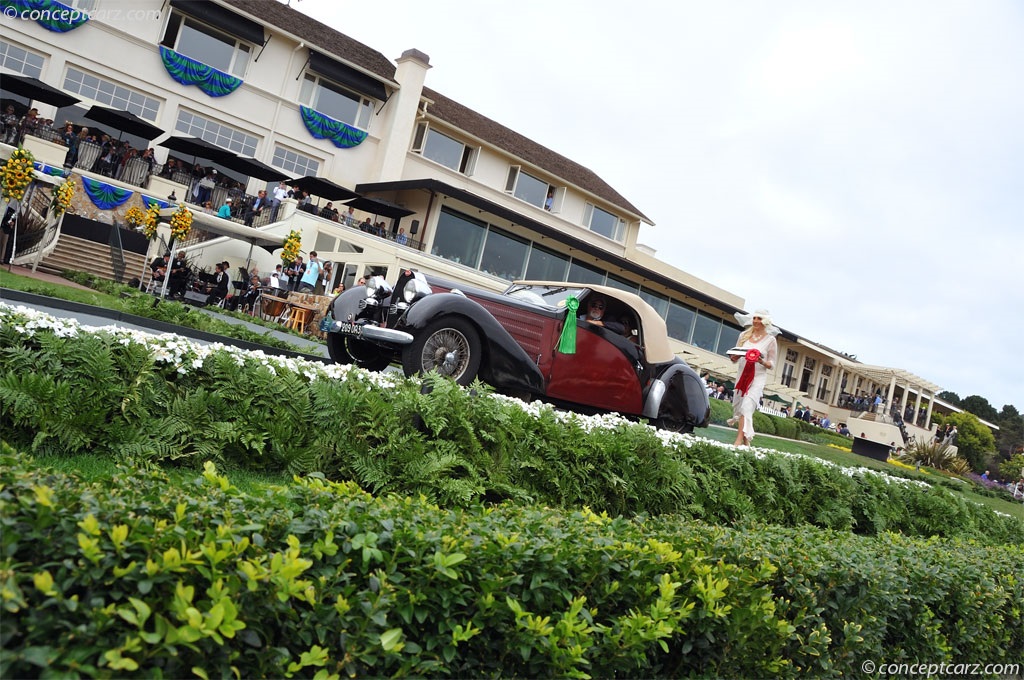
[2,451,1021,679]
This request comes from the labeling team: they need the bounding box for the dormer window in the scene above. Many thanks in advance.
[505,166,563,211]
[412,122,477,174]
[162,11,251,78]
[299,74,373,130]
[583,203,626,242]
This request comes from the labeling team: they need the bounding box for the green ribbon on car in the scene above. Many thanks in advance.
[557,296,579,354]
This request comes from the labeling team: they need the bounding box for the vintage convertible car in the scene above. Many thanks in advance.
[321,269,710,432]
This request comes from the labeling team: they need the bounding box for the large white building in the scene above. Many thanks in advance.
[1,0,960,442]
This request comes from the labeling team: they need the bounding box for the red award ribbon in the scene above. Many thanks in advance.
[735,348,762,396]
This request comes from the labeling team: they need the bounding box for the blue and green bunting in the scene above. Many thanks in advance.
[300,106,368,148]
[1,0,89,32]
[159,46,242,98]
[141,195,169,211]
[81,177,132,210]
[33,161,70,177]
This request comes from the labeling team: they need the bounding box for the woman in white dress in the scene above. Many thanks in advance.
[728,309,779,446]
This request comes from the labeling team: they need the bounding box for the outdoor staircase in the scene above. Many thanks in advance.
[36,234,150,285]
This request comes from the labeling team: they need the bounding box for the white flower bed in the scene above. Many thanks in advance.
[0,301,933,494]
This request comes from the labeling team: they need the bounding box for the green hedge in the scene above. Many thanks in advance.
[1,308,1021,544]
[2,451,1021,678]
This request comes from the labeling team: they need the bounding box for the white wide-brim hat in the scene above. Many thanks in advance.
[735,308,779,335]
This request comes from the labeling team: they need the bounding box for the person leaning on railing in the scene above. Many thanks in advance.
[1,105,19,145]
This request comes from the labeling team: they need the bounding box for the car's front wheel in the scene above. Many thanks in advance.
[326,333,352,365]
[655,416,692,434]
[346,338,392,372]
[402,317,482,386]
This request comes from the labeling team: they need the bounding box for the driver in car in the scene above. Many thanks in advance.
[581,296,626,335]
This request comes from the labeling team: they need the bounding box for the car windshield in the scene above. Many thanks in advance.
[504,284,587,310]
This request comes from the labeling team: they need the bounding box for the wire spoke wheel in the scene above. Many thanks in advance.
[422,328,470,378]
[403,317,482,386]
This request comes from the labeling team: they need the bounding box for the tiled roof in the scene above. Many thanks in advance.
[218,0,647,221]
[423,87,649,222]
[219,0,397,83]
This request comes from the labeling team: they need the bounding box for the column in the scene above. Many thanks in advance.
[372,49,431,182]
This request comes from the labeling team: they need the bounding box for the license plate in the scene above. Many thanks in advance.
[336,321,362,338]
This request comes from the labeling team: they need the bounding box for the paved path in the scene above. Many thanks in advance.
[1,265,330,360]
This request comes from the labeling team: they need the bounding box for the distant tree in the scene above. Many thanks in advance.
[945,411,996,473]
[997,453,1024,484]
[960,395,998,422]
[937,390,961,406]
[995,405,1024,458]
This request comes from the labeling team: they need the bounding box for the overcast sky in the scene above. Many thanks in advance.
[296,0,1022,411]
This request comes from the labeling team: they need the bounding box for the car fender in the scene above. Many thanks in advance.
[404,293,545,393]
[642,361,711,428]
[329,287,371,324]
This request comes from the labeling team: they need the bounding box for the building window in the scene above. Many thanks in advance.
[821,365,833,376]
[781,362,795,387]
[431,208,486,267]
[412,123,477,174]
[799,362,815,393]
[567,259,605,286]
[716,324,742,355]
[63,68,160,121]
[666,301,696,344]
[162,11,250,77]
[691,311,721,352]
[816,377,830,402]
[0,40,44,78]
[583,203,626,242]
[604,274,639,295]
[175,110,257,156]
[479,227,529,281]
[299,73,373,130]
[639,288,669,318]
[524,244,568,281]
[505,166,554,210]
[786,348,798,363]
[272,146,320,177]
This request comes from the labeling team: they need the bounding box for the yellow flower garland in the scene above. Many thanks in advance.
[124,206,146,227]
[281,229,301,265]
[168,205,193,241]
[2,148,36,203]
[50,177,75,218]
[125,204,162,240]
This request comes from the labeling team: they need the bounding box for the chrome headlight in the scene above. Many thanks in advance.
[403,275,432,303]
[365,275,392,299]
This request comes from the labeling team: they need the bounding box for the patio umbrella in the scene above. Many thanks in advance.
[219,155,289,182]
[0,73,80,108]
[346,195,415,219]
[289,175,359,202]
[0,98,27,117]
[158,135,233,164]
[84,104,164,140]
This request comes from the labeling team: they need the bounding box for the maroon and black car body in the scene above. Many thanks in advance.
[321,269,710,432]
